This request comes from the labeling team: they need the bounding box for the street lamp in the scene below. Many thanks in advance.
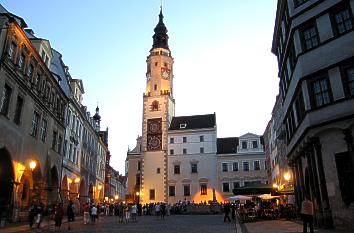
[29,160,37,171]
[284,172,291,181]
[272,183,278,189]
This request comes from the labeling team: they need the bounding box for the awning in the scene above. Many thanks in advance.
[233,183,274,195]
[277,186,295,195]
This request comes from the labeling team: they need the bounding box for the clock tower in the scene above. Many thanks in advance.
[141,8,175,203]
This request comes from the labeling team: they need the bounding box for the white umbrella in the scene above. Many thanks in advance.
[226,195,252,201]
[259,194,279,200]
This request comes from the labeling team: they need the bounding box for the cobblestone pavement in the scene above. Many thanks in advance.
[14,215,238,233]
[243,220,348,233]
[3,216,349,233]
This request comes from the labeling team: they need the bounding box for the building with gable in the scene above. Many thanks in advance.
[126,9,267,204]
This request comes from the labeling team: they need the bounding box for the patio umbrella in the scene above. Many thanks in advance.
[226,195,252,201]
[259,194,279,200]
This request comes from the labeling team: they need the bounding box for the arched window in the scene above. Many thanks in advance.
[151,101,159,111]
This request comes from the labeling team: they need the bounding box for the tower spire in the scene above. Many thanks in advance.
[152,6,169,50]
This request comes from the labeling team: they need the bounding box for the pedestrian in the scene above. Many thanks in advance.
[28,201,36,228]
[91,205,98,223]
[223,203,231,223]
[131,203,137,222]
[54,203,64,230]
[125,204,131,222]
[160,203,166,220]
[83,202,90,224]
[155,203,160,219]
[118,202,124,223]
[301,195,314,233]
[36,201,44,229]
[67,200,75,230]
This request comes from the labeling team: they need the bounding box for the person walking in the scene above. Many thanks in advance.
[131,204,137,222]
[83,202,90,224]
[91,205,98,223]
[67,200,75,230]
[223,203,231,223]
[118,202,124,223]
[125,204,131,222]
[54,203,64,230]
[301,195,314,233]
[28,201,36,229]
[155,203,161,219]
[35,201,44,229]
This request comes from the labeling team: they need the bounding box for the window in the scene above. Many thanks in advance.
[295,91,306,123]
[31,111,40,137]
[191,163,198,173]
[149,189,155,200]
[243,161,250,171]
[154,84,157,91]
[18,53,25,70]
[137,161,141,171]
[73,147,77,164]
[40,119,49,141]
[52,131,58,150]
[254,161,261,170]
[345,67,354,96]
[252,140,258,148]
[286,108,296,140]
[241,141,247,149]
[170,149,174,155]
[332,5,353,35]
[27,64,34,79]
[13,96,23,125]
[200,184,207,195]
[8,42,16,60]
[200,135,204,142]
[294,0,309,7]
[155,62,158,66]
[233,182,240,189]
[289,42,297,73]
[170,137,174,143]
[222,163,228,172]
[0,84,12,116]
[183,137,187,143]
[200,147,204,153]
[169,186,175,196]
[157,168,160,174]
[301,24,319,51]
[58,135,63,154]
[180,123,187,129]
[184,185,190,196]
[311,77,332,107]
[174,165,180,174]
[183,148,187,155]
[223,182,230,192]
[233,162,239,171]
[69,143,73,160]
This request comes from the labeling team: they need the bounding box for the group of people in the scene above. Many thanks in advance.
[28,200,75,231]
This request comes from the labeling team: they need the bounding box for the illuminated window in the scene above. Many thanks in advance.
[200,184,207,195]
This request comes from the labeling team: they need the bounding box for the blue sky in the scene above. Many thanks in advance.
[2,1,279,173]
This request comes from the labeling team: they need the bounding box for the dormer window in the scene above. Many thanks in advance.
[180,123,187,129]
[241,141,247,149]
[252,140,258,148]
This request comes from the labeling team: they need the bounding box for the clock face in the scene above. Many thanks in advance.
[148,135,161,150]
[161,68,170,79]
[149,122,159,133]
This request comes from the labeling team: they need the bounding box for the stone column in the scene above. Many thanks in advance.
[311,137,333,228]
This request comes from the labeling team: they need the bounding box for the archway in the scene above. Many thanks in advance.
[47,166,59,205]
[0,148,15,220]
[61,175,69,201]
